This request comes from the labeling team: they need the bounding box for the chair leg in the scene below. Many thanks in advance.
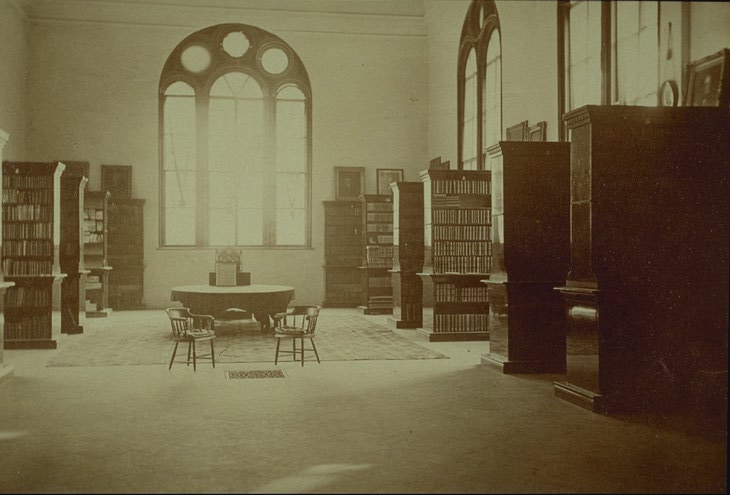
[192,341,197,372]
[292,339,297,361]
[301,336,305,367]
[187,342,192,366]
[169,342,179,370]
[210,339,215,368]
[275,338,281,365]
[310,338,321,363]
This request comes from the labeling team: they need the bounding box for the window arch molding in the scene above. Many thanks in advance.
[457,0,501,171]
[158,23,312,248]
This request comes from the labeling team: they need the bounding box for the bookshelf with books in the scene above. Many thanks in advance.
[481,141,570,374]
[388,181,424,328]
[108,198,145,309]
[555,106,728,419]
[418,169,491,341]
[323,200,363,307]
[1,161,66,349]
[83,190,112,317]
[0,132,16,375]
[358,194,393,315]
[60,172,89,334]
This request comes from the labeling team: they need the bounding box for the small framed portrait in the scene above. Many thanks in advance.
[101,164,132,200]
[376,168,404,196]
[684,48,730,107]
[506,120,528,141]
[527,121,547,141]
[335,166,365,201]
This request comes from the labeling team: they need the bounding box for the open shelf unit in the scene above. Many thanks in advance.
[83,190,112,317]
[358,194,393,315]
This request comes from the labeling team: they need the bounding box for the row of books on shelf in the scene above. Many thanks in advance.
[2,240,53,257]
[3,174,53,190]
[366,203,392,212]
[4,314,53,341]
[432,225,491,239]
[398,302,422,322]
[366,224,393,233]
[3,204,52,222]
[3,222,53,239]
[2,188,52,204]
[84,233,104,244]
[84,209,104,220]
[435,284,489,303]
[2,259,53,276]
[4,286,52,307]
[432,208,491,225]
[366,245,393,259]
[432,240,492,256]
[366,213,392,222]
[428,178,490,195]
[367,235,393,244]
[84,219,104,232]
[367,295,393,308]
[431,194,490,209]
[431,256,491,274]
[433,313,488,333]
[367,276,391,288]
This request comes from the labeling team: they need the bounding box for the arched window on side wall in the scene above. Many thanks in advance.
[458,0,501,171]
[159,24,312,248]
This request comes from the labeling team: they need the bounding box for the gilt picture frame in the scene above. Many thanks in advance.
[335,166,365,201]
[376,168,404,196]
[684,48,730,107]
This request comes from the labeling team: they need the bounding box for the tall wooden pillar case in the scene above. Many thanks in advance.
[555,106,729,418]
[0,131,16,379]
[60,172,88,334]
[418,169,491,342]
[322,200,363,307]
[481,142,570,373]
[1,161,66,349]
[389,182,424,328]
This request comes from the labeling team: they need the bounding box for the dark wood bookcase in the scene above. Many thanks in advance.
[1,161,65,349]
[418,169,491,341]
[83,190,112,317]
[389,182,424,328]
[555,106,729,419]
[323,200,363,307]
[60,172,88,334]
[481,141,570,373]
[108,198,145,309]
[358,194,394,315]
[0,134,16,368]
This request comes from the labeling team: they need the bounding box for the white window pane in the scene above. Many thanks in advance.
[165,171,195,208]
[165,81,194,96]
[239,172,264,208]
[208,100,237,171]
[166,208,195,245]
[277,85,305,100]
[209,208,236,245]
[209,172,237,209]
[237,209,263,245]
[237,100,265,172]
[163,97,196,171]
[277,173,305,209]
[276,209,305,245]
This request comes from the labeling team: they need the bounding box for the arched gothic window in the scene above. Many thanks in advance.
[458,0,502,171]
[159,24,312,248]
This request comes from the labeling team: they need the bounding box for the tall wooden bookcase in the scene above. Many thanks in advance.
[323,200,363,307]
[389,181,424,328]
[60,172,88,334]
[481,141,570,373]
[418,169,491,341]
[358,194,394,315]
[108,198,145,309]
[1,161,65,349]
[83,190,112,317]
[0,132,16,375]
[555,106,729,419]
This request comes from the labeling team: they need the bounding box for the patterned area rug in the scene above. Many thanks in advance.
[46,312,449,367]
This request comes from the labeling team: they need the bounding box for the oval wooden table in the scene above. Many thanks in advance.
[170,284,295,333]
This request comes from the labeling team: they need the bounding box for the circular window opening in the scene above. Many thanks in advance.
[260,47,289,75]
[180,45,211,73]
[222,31,250,58]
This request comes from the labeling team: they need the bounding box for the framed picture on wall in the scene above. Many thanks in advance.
[684,48,730,107]
[101,164,132,200]
[527,121,547,141]
[506,120,528,141]
[376,168,404,195]
[335,166,365,201]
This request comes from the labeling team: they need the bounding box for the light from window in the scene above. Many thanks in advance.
[276,86,306,245]
[614,1,658,105]
[222,31,250,58]
[462,49,478,170]
[261,47,289,74]
[566,0,602,110]
[483,29,501,171]
[180,45,211,74]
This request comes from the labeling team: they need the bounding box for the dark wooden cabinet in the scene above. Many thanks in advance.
[555,105,729,418]
[108,198,145,309]
[323,200,363,307]
[2,161,65,349]
[481,142,570,373]
[419,169,491,341]
[389,182,424,328]
[359,194,393,315]
[60,173,88,334]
